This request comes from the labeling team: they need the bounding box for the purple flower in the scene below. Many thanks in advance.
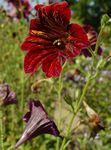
[0,83,17,106]
[15,100,60,148]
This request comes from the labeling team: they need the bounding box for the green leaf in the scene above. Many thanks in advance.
[64,94,73,106]
[63,140,71,150]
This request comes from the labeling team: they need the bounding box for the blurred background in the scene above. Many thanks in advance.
[0,0,111,150]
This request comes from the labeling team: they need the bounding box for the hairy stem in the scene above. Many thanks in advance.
[60,74,91,150]
[20,71,24,113]
[56,73,63,150]
[95,26,104,54]
[56,62,66,150]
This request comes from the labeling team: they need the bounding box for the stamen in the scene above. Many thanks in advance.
[53,39,62,46]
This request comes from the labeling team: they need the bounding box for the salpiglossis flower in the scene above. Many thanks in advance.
[82,25,103,57]
[0,83,17,106]
[21,2,89,77]
[15,100,60,148]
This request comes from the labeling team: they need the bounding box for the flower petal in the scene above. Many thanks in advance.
[4,91,17,105]
[42,55,63,77]
[69,24,89,49]
[35,2,71,29]
[29,19,40,31]
[15,100,59,148]
[21,36,53,51]
[24,49,61,77]
[65,43,81,58]
[83,25,97,46]
[24,50,49,73]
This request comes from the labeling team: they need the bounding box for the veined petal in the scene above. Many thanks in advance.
[29,19,40,31]
[21,36,53,51]
[35,2,71,29]
[82,25,103,57]
[65,43,81,58]
[42,54,63,77]
[24,49,61,77]
[24,50,50,73]
[69,24,89,48]
[15,100,60,148]
[0,84,17,106]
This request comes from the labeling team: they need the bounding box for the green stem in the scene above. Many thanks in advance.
[56,73,63,150]
[56,62,66,150]
[95,26,104,54]
[59,23,104,150]
[75,74,91,112]
[60,114,75,150]
[60,74,91,150]
[0,108,4,150]
[20,71,24,112]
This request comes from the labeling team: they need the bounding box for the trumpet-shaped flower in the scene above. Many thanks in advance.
[15,100,60,148]
[21,2,89,77]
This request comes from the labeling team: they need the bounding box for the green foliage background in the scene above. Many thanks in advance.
[0,1,111,150]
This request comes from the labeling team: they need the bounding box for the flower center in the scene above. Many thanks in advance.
[53,38,66,49]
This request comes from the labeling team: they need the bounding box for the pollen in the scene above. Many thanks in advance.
[53,39,62,46]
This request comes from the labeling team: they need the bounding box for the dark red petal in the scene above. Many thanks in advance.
[25,36,52,45]
[83,25,94,33]
[52,2,71,25]
[83,25,97,46]
[21,36,53,51]
[35,2,71,28]
[24,49,61,77]
[88,31,97,45]
[65,43,81,58]
[69,24,89,48]
[24,50,51,73]
[34,4,44,11]
[30,19,40,31]
[42,54,62,77]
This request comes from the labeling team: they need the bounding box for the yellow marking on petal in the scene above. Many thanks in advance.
[32,30,45,36]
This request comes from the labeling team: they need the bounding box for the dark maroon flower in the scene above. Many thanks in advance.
[6,0,31,19]
[22,0,32,19]
[82,25,102,57]
[0,83,17,106]
[21,2,89,77]
[15,100,60,148]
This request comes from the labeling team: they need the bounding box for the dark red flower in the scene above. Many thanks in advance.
[21,2,89,77]
[82,25,103,57]
[15,99,60,148]
[0,83,17,106]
